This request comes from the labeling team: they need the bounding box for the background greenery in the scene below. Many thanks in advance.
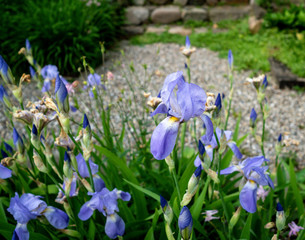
[0,0,124,76]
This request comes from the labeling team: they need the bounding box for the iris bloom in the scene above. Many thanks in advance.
[150,71,210,160]
[197,127,242,163]
[7,193,69,240]
[78,188,131,239]
[220,156,274,213]
[41,65,58,92]
[84,73,105,98]
[288,221,304,237]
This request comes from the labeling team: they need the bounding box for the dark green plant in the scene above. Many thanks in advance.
[0,0,124,76]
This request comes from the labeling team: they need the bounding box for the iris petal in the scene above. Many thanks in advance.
[240,181,257,213]
[227,141,242,159]
[105,213,125,239]
[14,223,29,240]
[0,164,12,179]
[160,71,184,106]
[150,116,180,160]
[43,206,69,229]
[201,115,213,141]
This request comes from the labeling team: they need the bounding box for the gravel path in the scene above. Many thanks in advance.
[2,41,304,168]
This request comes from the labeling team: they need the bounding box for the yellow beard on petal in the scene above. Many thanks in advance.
[169,116,180,123]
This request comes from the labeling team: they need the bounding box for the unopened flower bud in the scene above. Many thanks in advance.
[181,167,201,206]
[264,222,275,229]
[276,202,286,231]
[207,169,219,183]
[178,206,193,240]
[63,152,73,179]
[55,75,69,114]
[160,195,173,224]
[33,151,48,173]
[31,124,40,150]
[165,157,175,172]
[229,206,241,230]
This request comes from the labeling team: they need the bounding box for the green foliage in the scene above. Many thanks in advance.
[131,18,305,77]
[0,0,124,76]
[264,4,305,30]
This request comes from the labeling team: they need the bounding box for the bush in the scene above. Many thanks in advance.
[0,0,124,76]
[264,4,305,31]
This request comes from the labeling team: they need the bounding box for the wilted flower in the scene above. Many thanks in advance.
[202,210,219,222]
[147,96,162,110]
[180,36,196,58]
[288,221,304,237]
[150,71,207,160]
[55,129,75,150]
[257,185,270,202]
[106,71,114,81]
[7,192,69,240]
[13,110,34,125]
[78,188,131,239]
[41,65,58,92]
[220,156,274,213]
[178,206,193,240]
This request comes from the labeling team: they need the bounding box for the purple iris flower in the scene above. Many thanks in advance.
[78,188,131,239]
[220,156,274,213]
[7,193,69,240]
[76,153,105,192]
[150,71,209,160]
[198,127,242,163]
[84,73,105,98]
[41,65,58,92]
[0,163,12,179]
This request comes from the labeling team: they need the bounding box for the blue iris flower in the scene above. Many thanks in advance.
[220,156,274,213]
[150,71,211,160]
[41,65,59,92]
[78,188,131,239]
[7,193,69,240]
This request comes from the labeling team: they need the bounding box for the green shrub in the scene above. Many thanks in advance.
[264,4,305,31]
[0,0,124,76]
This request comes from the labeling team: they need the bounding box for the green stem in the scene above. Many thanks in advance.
[172,170,181,203]
[224,75,233,130]
[259,102,265,157]
[180,123,187,159]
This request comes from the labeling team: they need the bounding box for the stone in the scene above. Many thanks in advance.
[125,7,149,25]
[194,27,208,34]
[188,0,205,5]
[173,0,188,6]
[269,57,305,89]
[146,5,157,15]
[151,6,181,24]
[251,4,267,19]
[182,7,208,22]
[133,0,145,5]
[146,25,167,34]
[122,26,145,36]
[168,26,192,36]
[248,16,263,34]
[209,6,251,22]
[149,0,168,5]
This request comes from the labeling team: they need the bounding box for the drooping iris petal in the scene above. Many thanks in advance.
[227,141,242,159]
[201,114,213,141]
[150,116,180,160]
[43,206,69,229]
[14,223,29,240]
[76,153,99,178]
[220,165,238,175]
[0,164,12,179]
[240,180,258,213]
[150,102,168,117]
[177,82,206,122]
[114,189,131,202]
[78,192,102,221]
[105,213,125,239]
[194,155,202,168]
[102,190,119,216]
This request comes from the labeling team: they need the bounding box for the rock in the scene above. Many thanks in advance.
[269,57,305,89]
[206,0,218,6]
[182,7,208,21]
[209,6,251,22]
[250,4,267,19]
[188,0,205,5]
[194,27,208,34]
[125,7,149,25]
[168,26,192,36]
[248,16,263,34]
[122,26,145,36]
[173,0,188,6]
[146,25,167,34]
[146,5,157,15]
[149,0,168,5]
[133,0,146,5]
[151,6,181,24]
